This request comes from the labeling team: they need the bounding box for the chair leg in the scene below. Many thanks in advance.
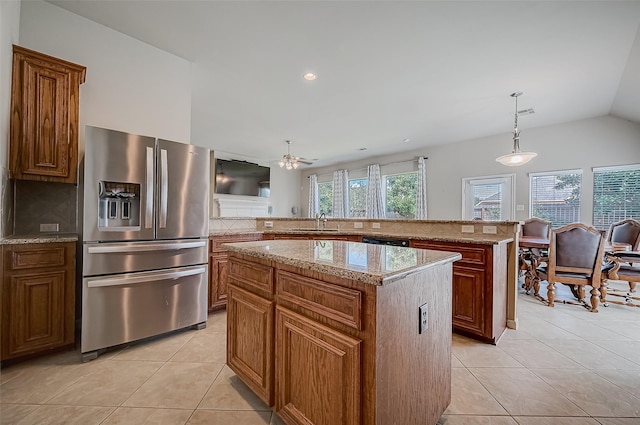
[630,282,637,293]
[590,287,600,313]
[547,282,555,307]
[600,281,608,306]
[533,276,541,297]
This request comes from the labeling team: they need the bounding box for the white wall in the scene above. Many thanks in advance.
[0,0,21,237]
[269,166,302,218]
[301,115,640,225]
[18,1,192,146]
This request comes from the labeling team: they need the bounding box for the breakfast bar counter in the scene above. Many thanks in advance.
[224,239,461,425]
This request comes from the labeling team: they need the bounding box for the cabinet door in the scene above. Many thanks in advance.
[2,242,76,361]
[227,284,274,405]
[452,265,486,336]
[276,307,362,425]
[3,270,68,358]
[209,253,229,310]
[10,46,85,183]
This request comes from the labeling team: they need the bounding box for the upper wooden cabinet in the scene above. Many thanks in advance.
[10,45,86,184]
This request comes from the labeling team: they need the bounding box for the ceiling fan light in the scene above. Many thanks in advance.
[278,160,285,168]
[293,161,299,169]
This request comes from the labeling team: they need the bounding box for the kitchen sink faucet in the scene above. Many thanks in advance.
[316,213,327,230]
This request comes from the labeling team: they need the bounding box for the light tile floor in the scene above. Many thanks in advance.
[1,281,639,425]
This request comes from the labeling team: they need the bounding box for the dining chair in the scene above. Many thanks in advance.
[519,217,551,294]
[535,223,605,312]
[600,219,640,306]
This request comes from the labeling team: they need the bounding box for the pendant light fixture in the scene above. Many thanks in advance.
[496,91,537,167]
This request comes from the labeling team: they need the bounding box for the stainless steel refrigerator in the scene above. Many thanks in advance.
[81,126,209,361]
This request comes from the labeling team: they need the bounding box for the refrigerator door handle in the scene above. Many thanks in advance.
[87,240,207,254]
[87,266,206,288]
[159,148,168,228]
[145,147,154,228]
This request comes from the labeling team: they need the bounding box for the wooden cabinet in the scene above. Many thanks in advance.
[276,307,362,425]
[410,240,508,344]
[209,233,262,310]
[10,45,86,184]
[1,242,76,362]
[227,246,453,425]
[227,284,274,404]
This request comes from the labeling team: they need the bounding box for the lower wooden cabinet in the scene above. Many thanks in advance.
[209,233,262,310]
[410,240,507,344]
[275,306,362,425]
[227,284,274,404]
[1,242,76,362]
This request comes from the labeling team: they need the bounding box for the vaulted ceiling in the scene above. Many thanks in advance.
[47,1,640,168]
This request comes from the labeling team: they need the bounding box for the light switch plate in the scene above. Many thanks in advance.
[483,225,497,234]
[40,223,59,232]
[516,204,525,211]
[419,303,429,334]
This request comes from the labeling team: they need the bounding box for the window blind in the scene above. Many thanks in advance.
[593,164,640,231]
[530,171,582,228]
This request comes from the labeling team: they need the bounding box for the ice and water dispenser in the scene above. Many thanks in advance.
[98,181,141,230]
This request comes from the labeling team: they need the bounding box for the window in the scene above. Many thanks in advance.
[318,182,333,216]
[462,175,514,221]
[384,172,418,219]
[348,178,368,218]
[530,170,582,228]
[593,164,640,231]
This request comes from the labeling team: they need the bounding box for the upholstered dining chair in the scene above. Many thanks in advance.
[519,217,552,294]
[600,219,640,306]
[535,223,605,312]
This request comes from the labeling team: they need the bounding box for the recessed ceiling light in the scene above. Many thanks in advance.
[403,138,411,143]
[303,72,317,81]
[358,147,367,151]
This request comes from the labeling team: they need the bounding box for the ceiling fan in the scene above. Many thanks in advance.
[278,140,313,170]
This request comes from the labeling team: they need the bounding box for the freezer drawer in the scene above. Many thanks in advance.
[81,265,208,354]
[83,239,208,276]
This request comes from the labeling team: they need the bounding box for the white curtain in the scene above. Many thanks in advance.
[308,174,319,217]
[332,170,349,218]
[416,156,428,219]
[366,164,384,218]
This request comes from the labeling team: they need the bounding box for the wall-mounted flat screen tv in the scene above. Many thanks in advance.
[214,158,270,197]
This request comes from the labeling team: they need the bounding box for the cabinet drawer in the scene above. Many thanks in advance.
[276,270,363,330]
[228,257,274,297]
[412,242,488,267]
[5,245,68,271]
[210,234,262,253]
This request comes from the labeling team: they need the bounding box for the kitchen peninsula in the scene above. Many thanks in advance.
[224,239,461,425]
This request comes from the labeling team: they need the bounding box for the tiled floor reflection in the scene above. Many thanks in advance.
[2,282,640,425]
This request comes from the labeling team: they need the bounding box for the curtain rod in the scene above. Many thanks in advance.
[307,156,428,178]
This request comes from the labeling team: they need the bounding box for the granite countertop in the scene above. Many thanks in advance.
[224,239,462,286]
[211,228,513,245]
[1,234,79,245]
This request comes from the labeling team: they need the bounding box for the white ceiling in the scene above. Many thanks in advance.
[47,1,640,168]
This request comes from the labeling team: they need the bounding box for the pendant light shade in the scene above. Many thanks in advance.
[496,92,537,167]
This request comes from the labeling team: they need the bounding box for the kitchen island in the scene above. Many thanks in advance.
[224,239,461,425]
